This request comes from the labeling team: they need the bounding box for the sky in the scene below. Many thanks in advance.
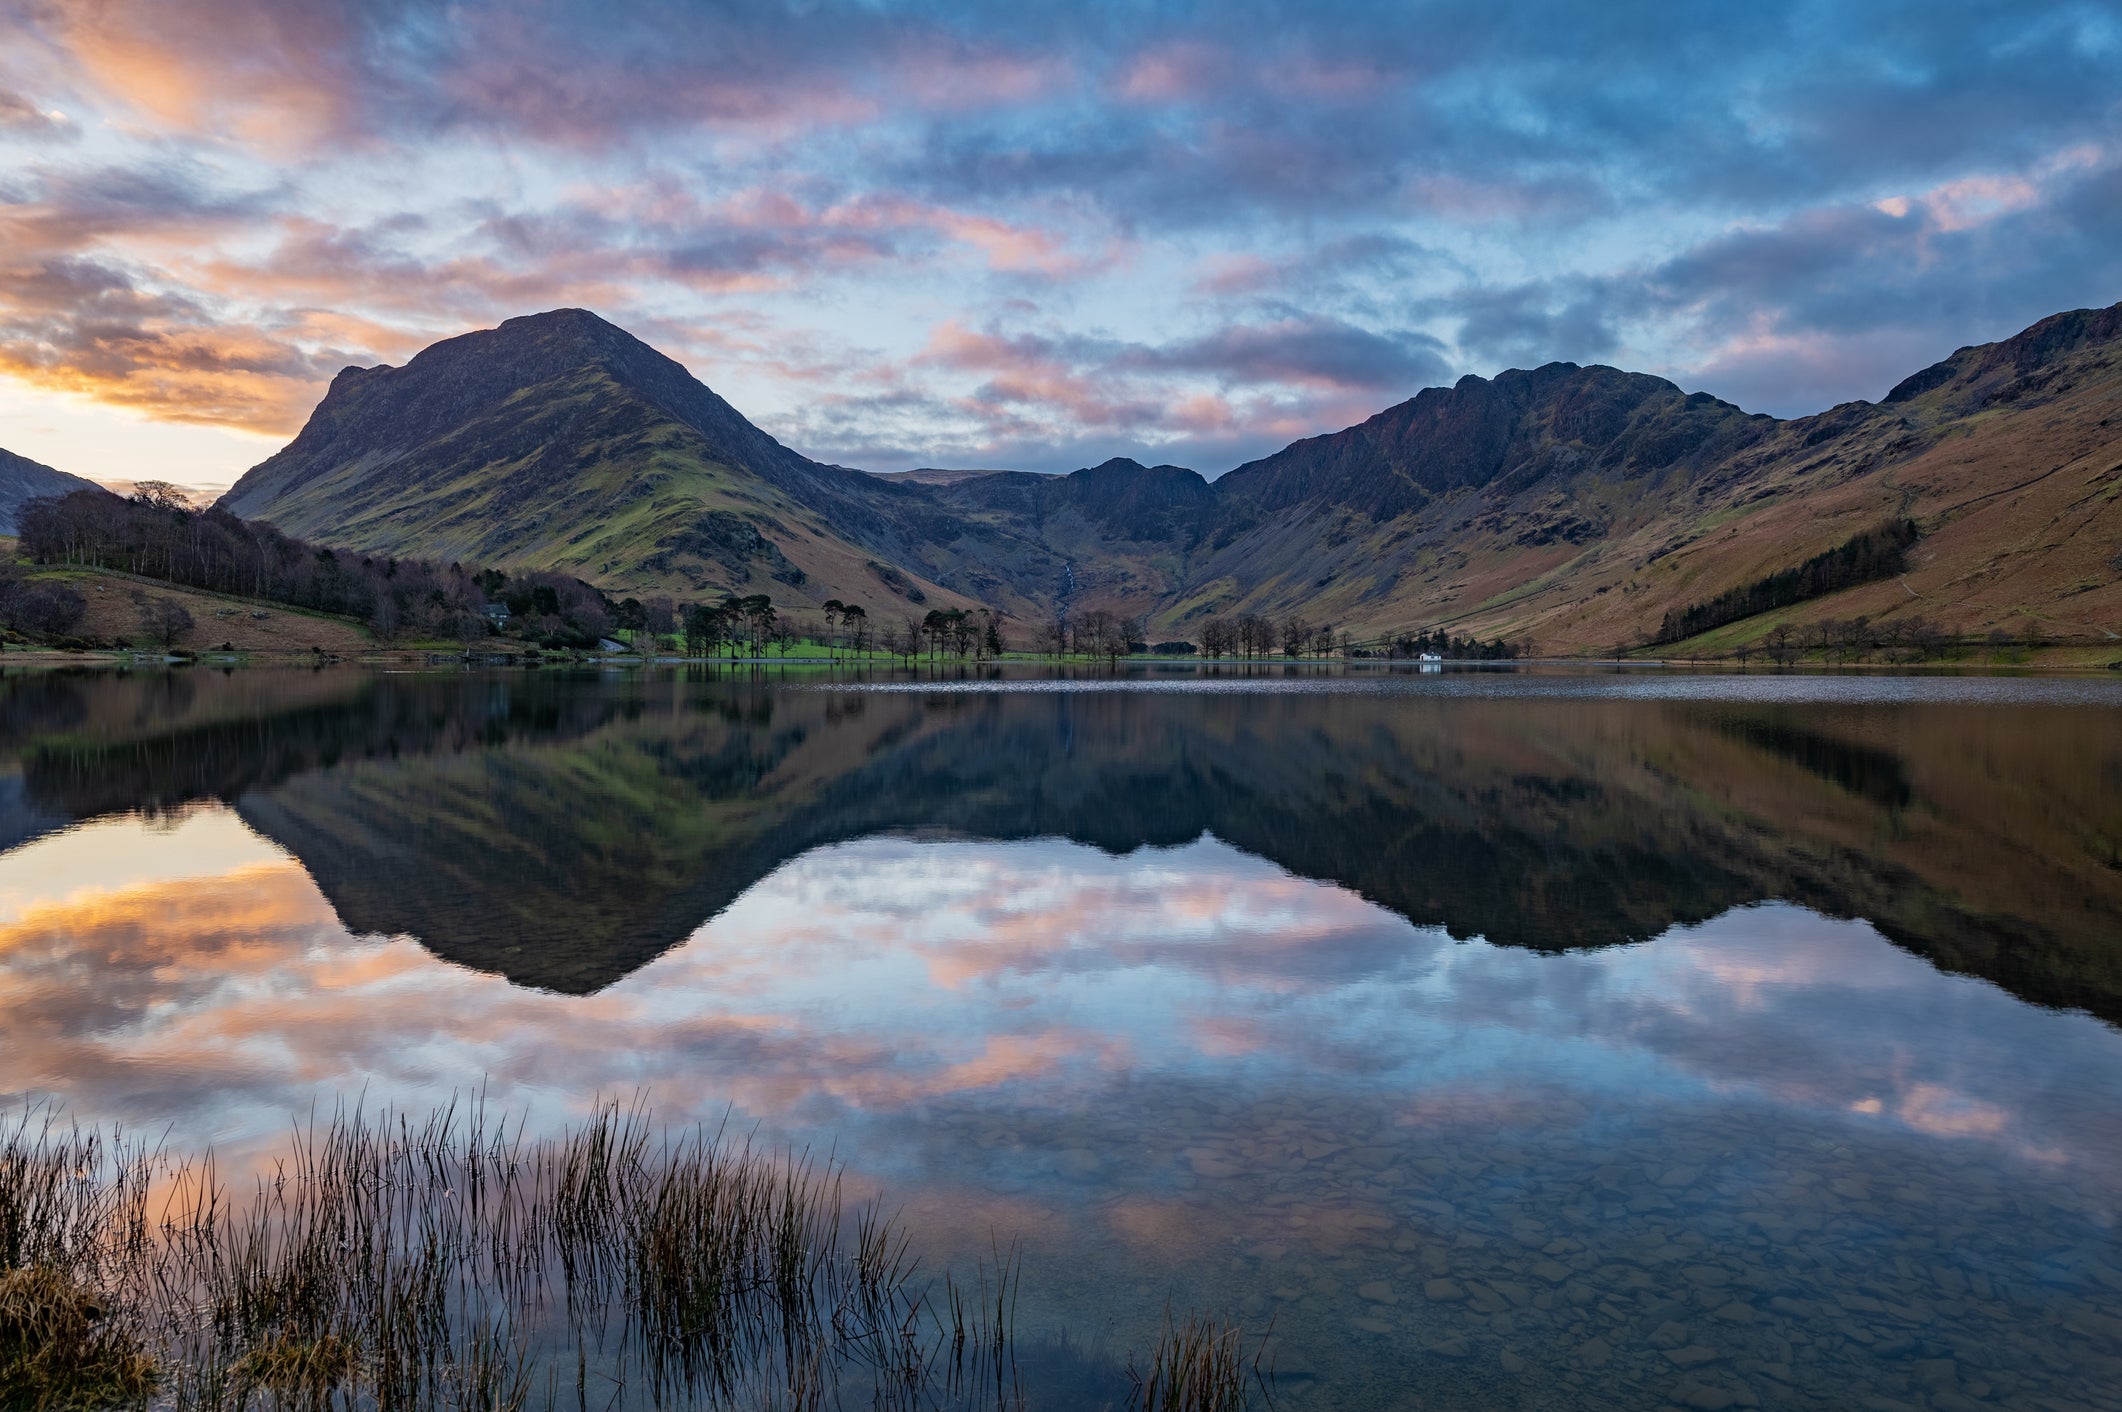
[1,1,2119,489]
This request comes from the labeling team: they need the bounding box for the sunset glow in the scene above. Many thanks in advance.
[3,1,2116,487]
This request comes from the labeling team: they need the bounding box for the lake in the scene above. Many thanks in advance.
[3,664,2120,1411]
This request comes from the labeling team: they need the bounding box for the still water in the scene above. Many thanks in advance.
[3,665,2121,1411]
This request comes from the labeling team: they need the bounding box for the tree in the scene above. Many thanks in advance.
[1074,608,1113,660]
[684,602,725,657]
[821,598,844,656]
[131,481,193,512]
[1,578,87,638]
[983,612,1005,658]
[1281,617,1311,658]
[840,602,867,655]
[1233,613,1273,659]
[1199,616,1232,659]
[138,596,195,649]
[726,594,775,655]
[639,595,675,660]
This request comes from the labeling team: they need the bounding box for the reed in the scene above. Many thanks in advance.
[1,1101,1259,1411]
[1126,1308,1272,1412]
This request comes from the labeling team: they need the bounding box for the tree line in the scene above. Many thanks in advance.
[19,485,614,647]
[1655,518,1921,645]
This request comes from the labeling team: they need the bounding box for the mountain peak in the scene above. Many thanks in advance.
[0,445,105,535]
[220,308,815,524]
[1221,358,1767,518]
[1884,299,2122,408]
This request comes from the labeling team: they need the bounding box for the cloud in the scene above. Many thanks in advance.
[0,86,73,135]
[0,166,371,430]
[3,0,2121,472]
[1118,316,1448,394]
[9,821,2121,1208]
[783,313,1449,473]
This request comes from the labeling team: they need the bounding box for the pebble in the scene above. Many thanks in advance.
[1668,1376,1757,1410]
[1664,1345,1723,1369]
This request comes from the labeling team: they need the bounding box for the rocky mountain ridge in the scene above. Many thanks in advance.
[0,446,104,536]
[209,302,2122,652]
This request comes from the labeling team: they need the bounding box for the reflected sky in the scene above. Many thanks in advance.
[9,792,2122,1407]
[10,668,2122,1407]
[6,806,2116,1209]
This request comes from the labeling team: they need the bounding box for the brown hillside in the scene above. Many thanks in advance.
[1156,303,2122,652]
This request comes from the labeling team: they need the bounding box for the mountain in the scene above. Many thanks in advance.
[868,467,1051,486]
[218,302,2122,652]
[1174,303,2122,653]
[0,447,103,535]
[216,309,1015,615]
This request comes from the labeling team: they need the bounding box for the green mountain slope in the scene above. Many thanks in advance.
[217,309,1013,615]
[216,302,2122,652]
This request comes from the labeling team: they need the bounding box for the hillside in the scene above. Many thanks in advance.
[214,302,2122,652]
[0,447,103,535]
[1173,304,2122,653]
[217,310,1019,618]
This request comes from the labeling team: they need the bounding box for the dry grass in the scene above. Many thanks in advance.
[2,1100,1256,1412]
[0,1264,160,1410]
[1126,1308,1272,1412]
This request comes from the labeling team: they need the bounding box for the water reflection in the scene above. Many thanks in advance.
[3,668,2119,1016]
[3,667,2122,1410]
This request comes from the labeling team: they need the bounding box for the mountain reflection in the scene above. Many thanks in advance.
[5,818,2118,1195]
[2,666,2119,1020]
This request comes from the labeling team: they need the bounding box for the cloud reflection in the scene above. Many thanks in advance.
[1,810,2117,1210]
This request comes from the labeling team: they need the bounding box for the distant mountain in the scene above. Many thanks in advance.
[868,467,1052,485]
[0,447,104,536]
[1179,304,2122,652]
[218,302,2122,651]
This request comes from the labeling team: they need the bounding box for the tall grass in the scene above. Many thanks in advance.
[1126,1308,1273,1412]
[0,1100,1063,1411]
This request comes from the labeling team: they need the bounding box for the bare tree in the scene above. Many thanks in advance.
[131,481,194,512]
[1049,609,1071,657]
[1199,616,1231,658]
[139,596,195,650]
[1234,613,1274,659]
[637,596,675,661]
